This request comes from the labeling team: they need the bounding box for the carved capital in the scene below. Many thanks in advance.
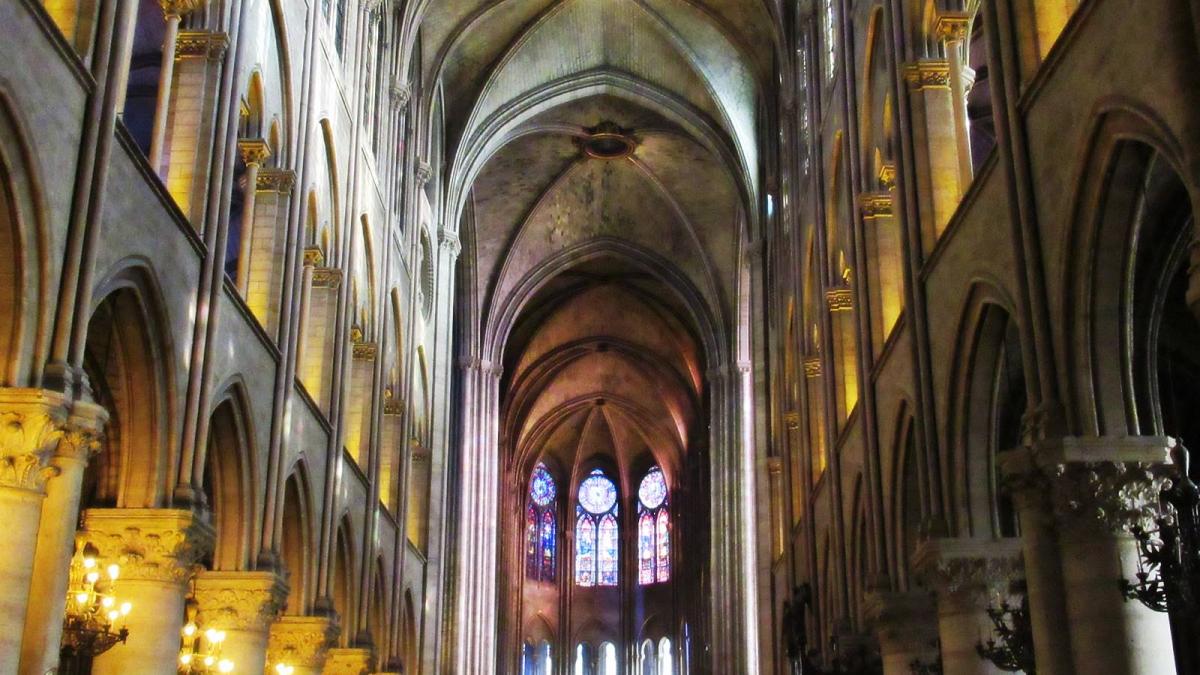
[904,60,951,90]
[389,79,411,109]
[268,615,339,669]
[194,571,288,632]
[56,399,110,464]
[79,508,215,585]
[439,230,461,257]
[415,161,433,186]
[803,356,822,378]
[325,647,373,675]
[0,388,71,493]
[353,342,378,361]
[312,267,343,289]
[176,31,229,61]
[858,192,894,220]
[913,537,1023,597]
[303,247,326,268]
[382,388,404,416]
[257,168,297,194]
[1002,437,1174,537]
[238,138,272,167]
[878,162,897,190]
[826,286,854,312]
[784,411,801,430]
[159,0,207,17]
[934,12,971,44]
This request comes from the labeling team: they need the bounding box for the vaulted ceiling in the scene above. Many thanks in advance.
[409,0,779,473]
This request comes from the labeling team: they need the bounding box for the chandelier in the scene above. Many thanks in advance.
[60,542,131,670]
[976,581,1036,674]
[273,663,295,675]
[178,598,234,673]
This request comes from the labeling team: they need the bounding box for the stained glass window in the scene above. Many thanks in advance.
[526,463,557,582]
[575,469,618,587]
[637,467,670,585]
[575,514,596,587]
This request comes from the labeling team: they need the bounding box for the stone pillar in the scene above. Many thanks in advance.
[1042,438,1177,675]
[234,138,271,295]
[325,647,373,675]
[80,508,214,675]
[0,389,70,675]
[148,0,207,175]
[19,400,108,675]
[904,59,961,244]
[913,538,1024,675]
[164,30,229,223]
[268,615,338,675]
[936,13,975,190]
[194,570,288,674]
[863,591,938,675]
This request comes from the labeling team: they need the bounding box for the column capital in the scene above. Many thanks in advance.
[56,399,110,464]
[325,647,373,675]
[238,138,272,167]
[176,31,229,61]
[313,267,344,289]
[159,0,207,17]
[194,570,288,632]
[825,286,854,312]
[858,192,894,220]
[303,247,326,268]
[415,161,434,186]
[803,355,822,378]
[878,162,897,189]
[0,388,72,493]
[1001,436,1174,537]
[268,615,339,669]
[903,59,952,90]
[913,537,1023,596]
[934,12,971,44]
[258,168,297,195]
[389,79,412,109]
[439,229,462,257]
[79,508,215,585]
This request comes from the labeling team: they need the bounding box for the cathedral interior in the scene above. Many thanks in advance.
[2,0,1200,673]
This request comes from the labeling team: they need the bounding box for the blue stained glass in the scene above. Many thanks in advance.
[540,510,555,580]
[579,470,617,514]
[531,464,557,507]
[638,468,667,510]
[525,505,538,578]
[656,509,670,583]
[598,514,619,586]
[575,513,596,586]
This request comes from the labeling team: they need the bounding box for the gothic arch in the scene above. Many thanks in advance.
[0,85,49,386]
[280,459,315,614]
[1061,102,1198,437]
[82,261,177,509]
[203,383,257,570]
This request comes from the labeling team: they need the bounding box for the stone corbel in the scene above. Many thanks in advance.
[176,31,229,61]
[268,615,340,671]
[79,508,215,585]
[415,161,433,186]
[257,168,297,195]
[312,268,344,290]
[194,570,289,633]
[438,229,462,257]
[903,60,952,91]
[825,286,854,312]
[0,388,72,494]
[389,79,411,110]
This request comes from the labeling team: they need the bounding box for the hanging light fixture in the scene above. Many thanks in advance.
[178,597,235,674]
[274,663,295,675]
[59,543,131,674]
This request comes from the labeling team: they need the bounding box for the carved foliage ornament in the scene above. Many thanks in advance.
[1050,461,1170,536]
[80,510,215,585]
[268,618,339,668]
[195,575,288,632]
[0,390,71,493]
[904,60,952,90]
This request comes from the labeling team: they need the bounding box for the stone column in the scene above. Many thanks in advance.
[165,31,229,223]
[148,0,207,174]
[194,570,288,673]
[81,508,214,675]
[936,13,975,191]
[268,615,338,675]
[1042,438,1177,675]
[19,400,108,675]
[863,591,938,675]
[235,138,272,295]
[0,389,70,675]
[913,538,1024,675]
[325,647,373,675]
[904,59,961,243]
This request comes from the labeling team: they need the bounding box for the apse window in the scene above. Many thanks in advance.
[637,466,671,585]
[576,469,619,587]
[526,463,557,582]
